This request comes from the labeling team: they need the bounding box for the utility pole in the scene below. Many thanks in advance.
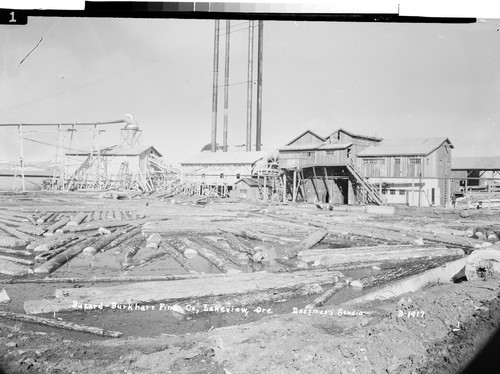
[211,20,220,152]
[246,20,255,152]
[256,20,263,151]
[223,20,230,152]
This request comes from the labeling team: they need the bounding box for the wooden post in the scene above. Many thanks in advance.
[282,173,287,202]
[411,178,415,207]
[488,180,492,211]
[293,170,297,203]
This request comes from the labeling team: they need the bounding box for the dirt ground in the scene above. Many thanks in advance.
[1,276,499,374]
[1,192,500,373]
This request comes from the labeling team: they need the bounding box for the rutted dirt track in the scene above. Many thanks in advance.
[1,191,500,373]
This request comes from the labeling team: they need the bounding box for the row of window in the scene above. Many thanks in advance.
[200,173,240,179]
[381,189,407,195]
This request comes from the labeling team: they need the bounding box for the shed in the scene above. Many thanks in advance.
[233,178,263,200]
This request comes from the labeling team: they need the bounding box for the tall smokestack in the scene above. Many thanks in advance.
[211,20,220,152]
[223,20,230,152]
[256,20,263,152]
[246,21,254,152]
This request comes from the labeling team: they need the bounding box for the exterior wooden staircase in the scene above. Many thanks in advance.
[346,158,387,206]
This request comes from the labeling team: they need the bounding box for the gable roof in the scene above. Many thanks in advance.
[326,128,383,142]
[235,178,262,187]
[357,137,453,157]
[452,156,500,171]
[285,129,326,146]
[181,151,266,165]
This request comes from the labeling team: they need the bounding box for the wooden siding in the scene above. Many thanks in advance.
[280,149,348,169]
[359,142,452,179]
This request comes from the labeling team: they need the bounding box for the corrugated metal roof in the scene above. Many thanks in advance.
[357,137,453,157]
[318,142,352,150]
[452,156,500,170]
[181,151,266,165]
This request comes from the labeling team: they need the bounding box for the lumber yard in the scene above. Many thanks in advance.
[0,188,499,374]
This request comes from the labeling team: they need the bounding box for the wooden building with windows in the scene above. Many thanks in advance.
[180,151,267,196]
[357,137,454,207]
[278,128,384,205]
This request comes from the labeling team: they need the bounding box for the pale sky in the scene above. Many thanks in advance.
[1,16,499,164]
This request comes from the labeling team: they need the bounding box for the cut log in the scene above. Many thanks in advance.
[102,226,142,253]
[0,258,33,276]
[125,247,171,270]
[221,232,258,257]
[0,255,34,266]
[24,270,340,314]
[184,283,326,315]
[344,257,468,305]
[218,227,269,242]
[44,212,58,224]
[55,220,132,234]
[121,237,146,266]
[154,242,198,273]
[34,238,86,263]
[0,310,122,338]
[185,238,242,273]
[298,246,464,267]
[92,211,100,221]
[5,273,244,284]
[349,255,463,289]
[286,230,329,259]
[188,234,247,266]
[36,212,54,224]
[26,215,36,225]
[34,233,108,274]
[305,281,347,309]
[0,247,32,257]
[14,225,45,237]
[0,223,33,241]
[45,216,71,234]
[34,235,79,252]
[82,227,135,256]
[0,236,28,249]
[67,212,88,226]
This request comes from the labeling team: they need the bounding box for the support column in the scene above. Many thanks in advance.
[223,20,230,152]
[292,170,297,203]
[246,20,254,151]
[211,20,220,152]
[282,173,287,202]
[256,20,263,151]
